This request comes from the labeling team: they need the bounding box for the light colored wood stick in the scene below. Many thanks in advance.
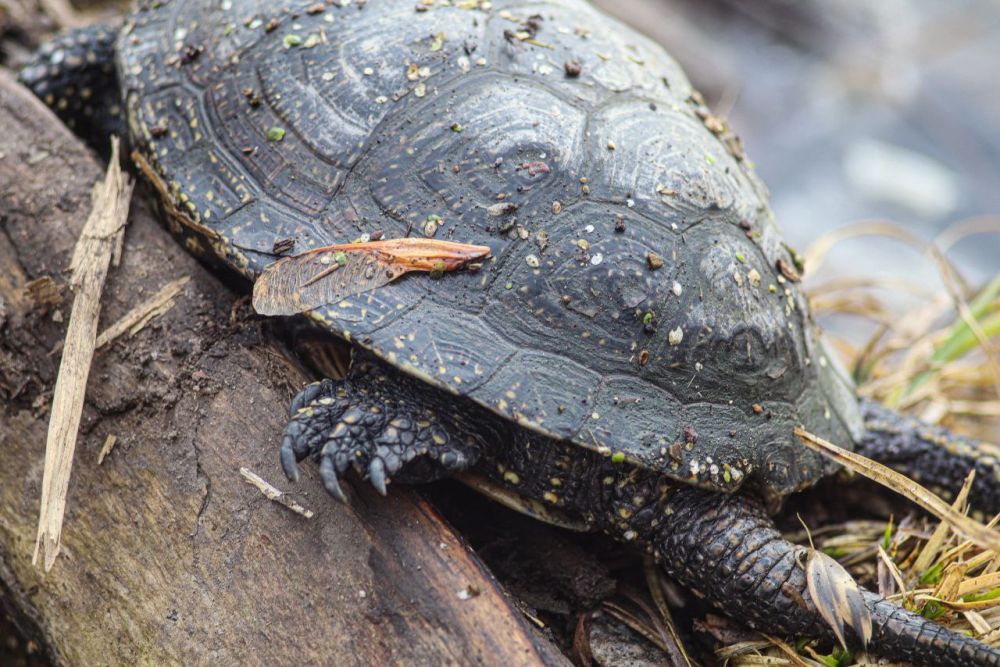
[96,434,118,465]
[239,467,315,519]
[33,138,133,571]
[95,276,189,349]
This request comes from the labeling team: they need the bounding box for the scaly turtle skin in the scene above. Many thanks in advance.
[20,1,1000,664]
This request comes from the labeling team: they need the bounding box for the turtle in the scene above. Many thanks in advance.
[19,1,1000,664]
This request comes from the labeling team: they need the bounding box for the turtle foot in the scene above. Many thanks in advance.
[646,487,1000,667]
[281,374,481,502]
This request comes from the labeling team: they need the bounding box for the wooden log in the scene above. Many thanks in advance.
[0,71,567,666]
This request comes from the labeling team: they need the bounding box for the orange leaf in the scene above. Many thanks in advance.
[253,238,490,316]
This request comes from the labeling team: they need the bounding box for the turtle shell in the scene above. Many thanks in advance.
[119,0,863,497]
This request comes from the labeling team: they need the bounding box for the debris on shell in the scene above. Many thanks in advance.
[668,326,683,346]
[487,201,518,216]
[272,238,295,255]
[776,258,802,282]
[521,161,550,176]
[646,252,664,270]
[424,214,442,238]
[253,239,490,317]
[655,183,675,199]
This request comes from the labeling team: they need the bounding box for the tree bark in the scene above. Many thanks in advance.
[0,71,566,667]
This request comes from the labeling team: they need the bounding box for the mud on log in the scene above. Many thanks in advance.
[0,72,566,666]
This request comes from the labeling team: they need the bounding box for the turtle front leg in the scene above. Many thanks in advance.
[643,487,1000,667]
[857,399,1000,516]
[281,374,483,502]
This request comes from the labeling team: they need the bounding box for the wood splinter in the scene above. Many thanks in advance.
[34,136,133,571]
[240,467,315,519]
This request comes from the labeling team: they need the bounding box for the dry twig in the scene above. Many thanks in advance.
[95,276,189,349]
[239,467,314,519]
[33,138,133,571]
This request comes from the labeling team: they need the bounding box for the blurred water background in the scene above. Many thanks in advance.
[596,0,999,297]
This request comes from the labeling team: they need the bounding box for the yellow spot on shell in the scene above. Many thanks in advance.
[503,471,521,485]
[543,491,559,504]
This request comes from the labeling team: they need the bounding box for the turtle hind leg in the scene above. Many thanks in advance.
[856,399,1000,516]
[643,487,1000,667]
[282,374,483,502]
[18,24,125,153]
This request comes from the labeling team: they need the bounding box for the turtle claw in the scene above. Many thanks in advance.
[319,455,349,503]
[368,458,388,496]
[280,435,301,482]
